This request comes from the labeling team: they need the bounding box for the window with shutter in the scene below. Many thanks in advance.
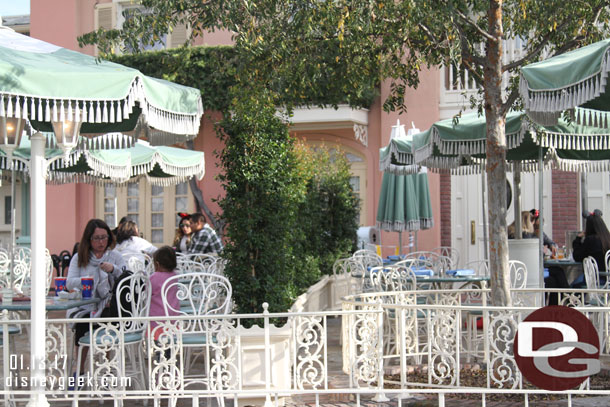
[169,22,188,48]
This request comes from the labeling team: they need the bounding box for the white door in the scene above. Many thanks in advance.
[452,170,552,265]
[452,173,487,265]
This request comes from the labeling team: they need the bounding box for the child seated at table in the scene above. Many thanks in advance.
[148,246,180,346]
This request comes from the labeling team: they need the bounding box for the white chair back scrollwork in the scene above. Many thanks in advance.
[160,272,232,389]
[121,251,153,275]
[11,247,53,296]
[177,253,220,274]
[351,250,383,292]
[584,256,607,305]
[403,251,448,274]
[369,265,417,292]
[74,271,152,403]
[432,246,460,269]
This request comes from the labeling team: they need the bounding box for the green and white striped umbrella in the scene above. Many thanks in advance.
[1,134,205,186]
[0,28,203,142]
[400,111,610,174]
[377,121,433,232]
[520,38,610,129]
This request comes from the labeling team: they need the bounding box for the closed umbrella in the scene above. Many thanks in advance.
[377,121,433,254]
[0,27,203,406]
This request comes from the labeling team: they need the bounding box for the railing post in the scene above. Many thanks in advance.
[372,300,389,402]
[263,303,273,407]
[2,310,9,407]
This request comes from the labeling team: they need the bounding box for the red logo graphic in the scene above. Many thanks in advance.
[514,306,600,391]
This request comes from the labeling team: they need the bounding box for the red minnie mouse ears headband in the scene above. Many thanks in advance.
[530,209,539,219]
[178,212,190,219]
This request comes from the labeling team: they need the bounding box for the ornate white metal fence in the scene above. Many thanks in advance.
[2,287,610,406]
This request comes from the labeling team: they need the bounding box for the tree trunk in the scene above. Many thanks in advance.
[186,140,225,237]
[485,0,511,306]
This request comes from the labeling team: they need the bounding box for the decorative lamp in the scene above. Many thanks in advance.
[52,113,82,161]
[0,116,26,161]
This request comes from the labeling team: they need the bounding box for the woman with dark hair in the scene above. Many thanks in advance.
[66,219,127,367]
[115,220,157,259]
[573,213,610,275]
[173,213,193,253]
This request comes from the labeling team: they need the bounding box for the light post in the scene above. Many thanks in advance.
[0,112,81,407]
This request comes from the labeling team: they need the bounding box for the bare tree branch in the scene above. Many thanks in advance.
[500,88,520,117]
[454,8,496,42]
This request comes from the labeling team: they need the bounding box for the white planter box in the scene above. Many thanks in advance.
[236,322,292,406]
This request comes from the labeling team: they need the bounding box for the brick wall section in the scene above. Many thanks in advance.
[551,170,579,247]
[440,172,452,247]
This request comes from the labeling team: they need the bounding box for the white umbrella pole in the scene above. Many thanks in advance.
[513,164,522,239]
[27,132,50,407]
[481,168,489,261]
[9,167,15,289]
[539,149,544,291]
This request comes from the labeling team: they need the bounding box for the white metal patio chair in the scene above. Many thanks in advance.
[432,246,460,269]
[74,271,151,405]
[161,272,233,390]
[121,251,153,275]
[351,249,383,292]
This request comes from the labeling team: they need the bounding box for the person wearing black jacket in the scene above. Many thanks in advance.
[572,211,610,288]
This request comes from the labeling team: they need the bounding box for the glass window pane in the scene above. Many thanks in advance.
[151,213,163,227]
[175,197,187,212]
[152,185,163,196]
[349,176,360,192]
[130,214,139,226]
[176,182,188,195]
[152,197,164,211]
[127,182,139,197]
[104,198,115,213]
[104,184,116,198]
[151,229,164,244]
[105,214,115,227]
[127,198,139,212]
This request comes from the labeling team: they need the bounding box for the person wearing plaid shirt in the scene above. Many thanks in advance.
[188,213,223,254]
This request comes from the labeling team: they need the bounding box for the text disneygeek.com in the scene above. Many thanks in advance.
[5,373,132,390]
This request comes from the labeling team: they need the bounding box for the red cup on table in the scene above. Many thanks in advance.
[81,277,94,298]
[54,277,67,296]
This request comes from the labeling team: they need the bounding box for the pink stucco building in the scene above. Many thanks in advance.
[11,0,586,264]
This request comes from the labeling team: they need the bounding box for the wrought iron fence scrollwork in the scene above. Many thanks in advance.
[488,310,521,389]
[295,315,326,390]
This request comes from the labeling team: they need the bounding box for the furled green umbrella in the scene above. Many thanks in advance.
[0,27,203,405]
[520,38,610,128]
[377,121,433,254]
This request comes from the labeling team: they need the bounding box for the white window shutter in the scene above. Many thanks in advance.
[94,3,115,55]
[169,22,188,48]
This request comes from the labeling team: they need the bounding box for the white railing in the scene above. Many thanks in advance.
[0,305,385,406]
[2,286,610,405]
[342,287,610,405]
[440,38,527,116]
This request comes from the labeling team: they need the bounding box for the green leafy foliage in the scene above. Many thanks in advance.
[110,46,238,112]
[294,143,359,276]
[217,87,316,316]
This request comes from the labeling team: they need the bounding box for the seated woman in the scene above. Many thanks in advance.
[115,220,157,261]
[173,213,193,254]
[530,208,558,256]
[572,211,610,288]
[66,219,126,371]
[508,211,535,239]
